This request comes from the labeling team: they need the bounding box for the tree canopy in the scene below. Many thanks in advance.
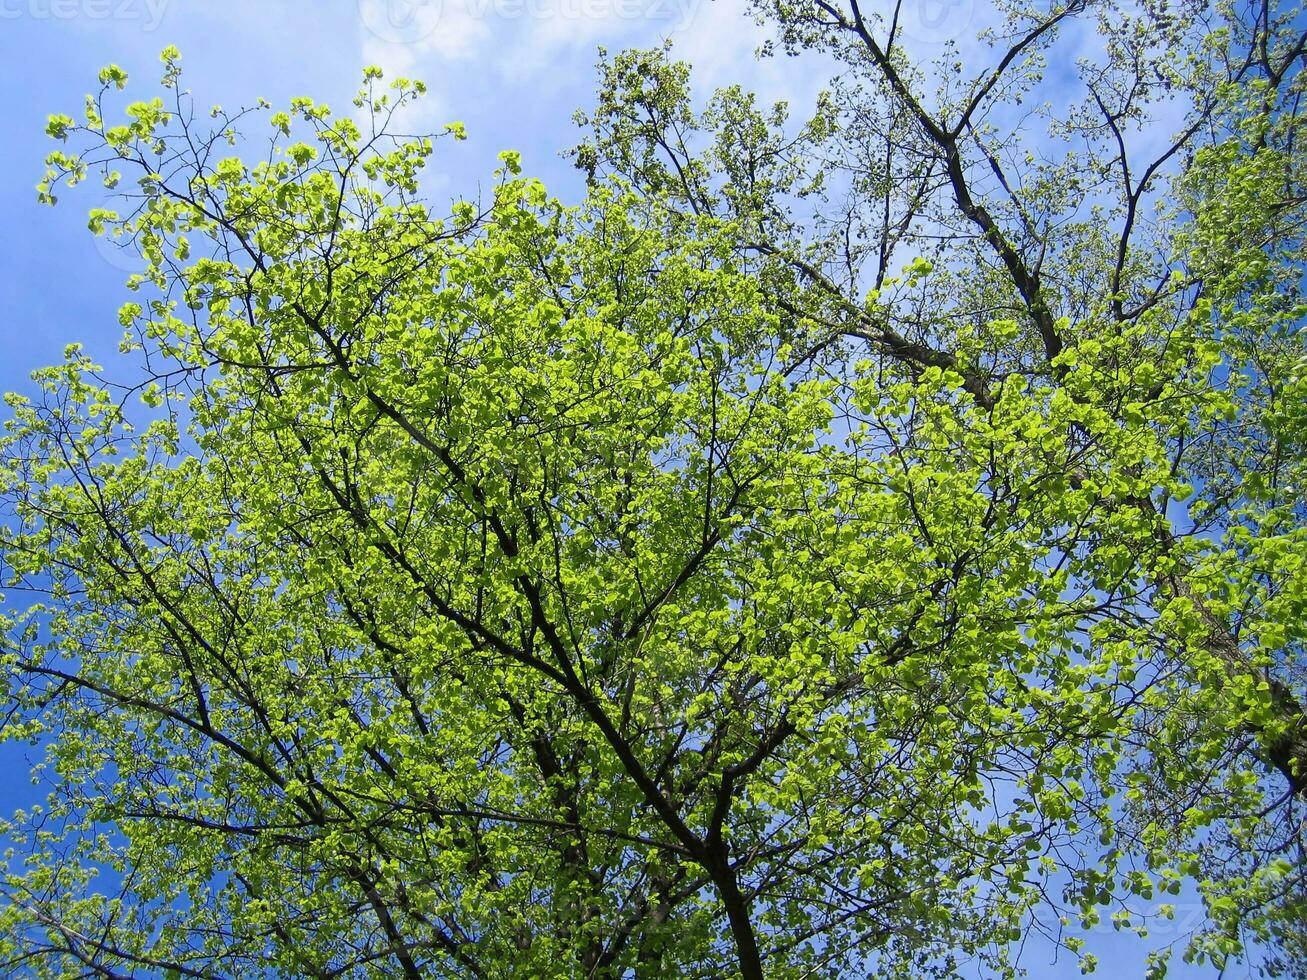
[1,0,1306,976]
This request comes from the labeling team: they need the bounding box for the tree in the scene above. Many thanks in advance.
[0,1,1302,975]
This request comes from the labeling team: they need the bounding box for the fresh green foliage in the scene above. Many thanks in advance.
[1,4,1305,976]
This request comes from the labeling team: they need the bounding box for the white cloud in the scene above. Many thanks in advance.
[353,0,782,108]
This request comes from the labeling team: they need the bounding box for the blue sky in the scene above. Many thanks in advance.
[0,2,1256,976]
